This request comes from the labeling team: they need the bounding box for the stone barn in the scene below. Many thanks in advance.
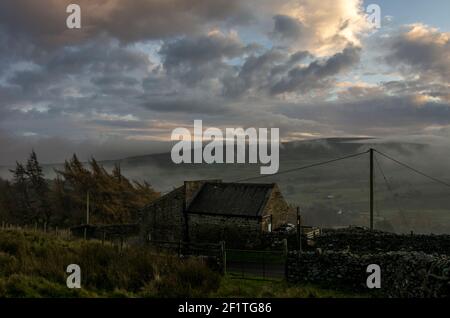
[139,180,292,246]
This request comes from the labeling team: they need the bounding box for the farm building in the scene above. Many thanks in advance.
[138,180,293,246]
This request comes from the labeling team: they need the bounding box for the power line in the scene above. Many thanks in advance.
[374,154,408,227]
[234,150,369,183]
[375,150,450,189]
[374,154,394,193]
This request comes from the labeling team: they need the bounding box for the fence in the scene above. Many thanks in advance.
[145,239,289,280]
[0,222,136,252]
[146,239,222,256]
[0,221,72,239]
[1,222,290,280]
[146,239,225,272]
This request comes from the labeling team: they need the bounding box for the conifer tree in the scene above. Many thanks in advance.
[25,150,50,224]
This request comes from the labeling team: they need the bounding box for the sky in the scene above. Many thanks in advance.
[0,0,450,164]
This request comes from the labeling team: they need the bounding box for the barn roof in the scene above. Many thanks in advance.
[187,182,275,218]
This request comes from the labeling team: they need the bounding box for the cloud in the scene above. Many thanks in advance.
[2,37,150,111]
[270,45,361,95]
[141,98,231,115]
[271,0,371,55]
[223,48,311,98]
[159,31,257,85]
[385,24,450,82]
[161,31,251,67]
[0,0,253,49]
[1,0,450,167]
[272,14,305,40]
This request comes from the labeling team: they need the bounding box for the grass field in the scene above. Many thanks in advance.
[0,229,364,298]
[213,276,366,298]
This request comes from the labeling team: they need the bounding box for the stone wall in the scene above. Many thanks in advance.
[262,184,292,230]
[139,186,185,242]
[286,251,450,298]
[316,227,450,255]
[187,213,261,248]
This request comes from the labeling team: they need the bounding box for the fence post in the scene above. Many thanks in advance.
[262,252,266,280]
[220,241,227,275]
[178,240,182,257]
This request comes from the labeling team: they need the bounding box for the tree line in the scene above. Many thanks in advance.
[0,151,160,227]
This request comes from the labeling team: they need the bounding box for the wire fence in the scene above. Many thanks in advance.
[0,221,72,239]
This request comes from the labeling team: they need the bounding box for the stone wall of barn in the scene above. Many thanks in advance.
[139,186,185,242]
[262,185,292,231]
[187,213,262,248]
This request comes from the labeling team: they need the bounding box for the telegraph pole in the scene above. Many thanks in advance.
[296,207,302,253]
[84,190,90,240]
[370,148,374,230]
[86,190,90,225]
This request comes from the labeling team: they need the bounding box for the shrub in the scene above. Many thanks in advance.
[0,229,221,297]
[0,274,94,298]
[140,258,221,298]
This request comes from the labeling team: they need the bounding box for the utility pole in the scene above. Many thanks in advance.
[296,207,302,253]
[86,190,90,225]
[84,191,90,240]
[370,148,374,231]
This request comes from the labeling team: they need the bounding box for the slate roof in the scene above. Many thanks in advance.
[187,182,275,217]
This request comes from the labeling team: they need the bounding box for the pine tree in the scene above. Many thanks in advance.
[9,161,33,223]
[25,151,51,225]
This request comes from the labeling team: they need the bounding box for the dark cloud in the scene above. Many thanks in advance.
[272,14,305,40]
[161,33,250,67]
[3,37,150,109]
[385,24,450,82]
[270,45,361,95]
[1,1,450,167]
[0,0,254,49]
[159,32,258,85]
[273,95,450,139]
[223,49,311,98]
[141,98,230,115]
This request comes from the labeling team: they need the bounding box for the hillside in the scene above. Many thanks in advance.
[0,228,361,298]
[1,138,449,234]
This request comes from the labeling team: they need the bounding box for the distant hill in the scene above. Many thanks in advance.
[2,137,450,234]
[0,137,430,191]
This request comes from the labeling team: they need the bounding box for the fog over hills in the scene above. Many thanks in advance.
[0,137,439,191]
[2,137,450,234]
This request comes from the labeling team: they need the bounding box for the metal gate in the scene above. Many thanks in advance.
[225,248,287,280]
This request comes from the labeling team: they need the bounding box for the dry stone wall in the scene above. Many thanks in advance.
[315,227,450,255]
[286,227,450,298]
